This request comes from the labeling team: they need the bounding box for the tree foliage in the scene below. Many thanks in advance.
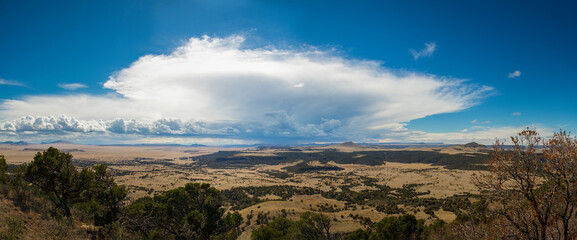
[16,147,127,223]
[251,212,332,240]
[370,214,424,240]
[251,217,294,240]
[344,214,424,240]
[137,182,242,240]
[20,147,94,217]
[0,155,8,184]
[89,164,127,226]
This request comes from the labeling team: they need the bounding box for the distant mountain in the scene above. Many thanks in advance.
[362,142,448,149]
[101,143,183,147]
[98,143,209,147]
[0,141,29,145]
[339,141,359,147]
[41,140,75,144]
[462,142,488,149]
[440,142,490,154]
[189,144,208,147]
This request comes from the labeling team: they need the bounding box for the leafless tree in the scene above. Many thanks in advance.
[475,129,557,240]
[542,131,577,240]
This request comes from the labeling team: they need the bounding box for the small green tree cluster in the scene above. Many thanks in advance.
[0,155,8,184]
[251,212,332,240]
[84,164,128,226]
[0,148,129,238]
[124,182,242,240]
[345,214,425,240]
[18,147,126,221]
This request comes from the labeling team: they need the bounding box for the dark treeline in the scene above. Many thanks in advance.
[251,212,445,240]
[194,149,489,170]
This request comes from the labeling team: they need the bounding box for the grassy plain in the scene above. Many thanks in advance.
[1,142,489,239]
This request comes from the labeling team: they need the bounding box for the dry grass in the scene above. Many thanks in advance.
[0,143,237,164]
[236,194,386,240]
[0,195,94,239]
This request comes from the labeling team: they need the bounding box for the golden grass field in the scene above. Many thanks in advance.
[1,142,487,238]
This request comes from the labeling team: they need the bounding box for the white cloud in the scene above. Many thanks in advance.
[0,78,25,87]
[0,35,492,143]
[511,112,521,116]
[0,115,238,135]
[0,115,344,145]
[410,42,437,60]
[59,83,88,90]
[508,70,521,78]
[386,125,553,145]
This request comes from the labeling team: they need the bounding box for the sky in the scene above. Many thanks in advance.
[1,0,576,146]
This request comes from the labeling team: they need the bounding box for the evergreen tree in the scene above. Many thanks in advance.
[20,147,93,217]
[141,182,242,240]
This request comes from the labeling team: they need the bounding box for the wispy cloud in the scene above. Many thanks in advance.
[471,119,490,124]
[390,125,552,145]
[410,42,437,60]
[59,83,88,90]
[508,70,522,78]
[0,35,492,144]
[0,78,25,87]
[511,112,521,116]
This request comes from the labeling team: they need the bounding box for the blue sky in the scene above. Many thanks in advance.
[1,0,576,145]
